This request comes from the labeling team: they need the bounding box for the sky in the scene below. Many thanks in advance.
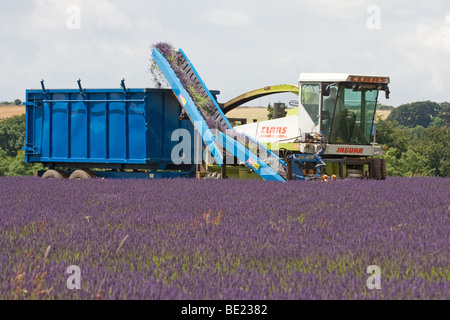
[0,0,449,108]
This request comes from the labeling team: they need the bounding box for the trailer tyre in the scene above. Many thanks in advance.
[42,169,68,179]
[69,169,95,180]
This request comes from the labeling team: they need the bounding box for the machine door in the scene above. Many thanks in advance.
[299,83,320,133]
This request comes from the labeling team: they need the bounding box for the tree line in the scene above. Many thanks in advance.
[377,101,449,177]
[0,99,22,106]
[0,114,43,176]
[0,101,449,177]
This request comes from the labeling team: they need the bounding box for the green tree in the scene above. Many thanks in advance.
[413,126,450,177]
[4,150,44,176]
[0,114,26,157]
[438,102,450,125]
[0,114,46,177]
[429,117,445,128]
[377,104,394,111]
[387,101,441,128]
[0,148,8,176]
[14,99,22,106]
[267,103,273,120]
[375,118,409,153]
[384,148,433,177]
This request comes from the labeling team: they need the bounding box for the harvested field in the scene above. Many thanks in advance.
[0,106,25,120]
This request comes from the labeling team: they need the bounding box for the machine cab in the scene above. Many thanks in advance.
[298,73,390,145]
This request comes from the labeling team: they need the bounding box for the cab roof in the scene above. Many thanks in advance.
[299,73,390,84]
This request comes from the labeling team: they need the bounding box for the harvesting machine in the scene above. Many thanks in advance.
[228,74,390,179]
[24,45,389,181]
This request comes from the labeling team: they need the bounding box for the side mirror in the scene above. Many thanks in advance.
[322,83,330,97]
[385,88,390,99]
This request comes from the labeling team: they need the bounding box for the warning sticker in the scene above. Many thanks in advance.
[247,158,260,170]
[179,93,186,106]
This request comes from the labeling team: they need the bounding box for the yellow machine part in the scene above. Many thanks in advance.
[222,84,299,113]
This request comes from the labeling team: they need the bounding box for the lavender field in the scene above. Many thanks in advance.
[0,176,448,300]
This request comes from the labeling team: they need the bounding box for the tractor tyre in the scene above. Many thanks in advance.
[380,159,387,180]
[372,158,382,180]
[42,169,68,179]
[69,169,95,180]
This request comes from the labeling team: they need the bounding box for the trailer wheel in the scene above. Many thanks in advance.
[42,169,68,179]
[69,169,95,180]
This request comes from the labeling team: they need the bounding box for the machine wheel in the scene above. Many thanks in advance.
[42,169,68,179]
[346,168,364,179]
[372,158,382,180]
[380,159,387,180]
[69,169,95,180]
[203,172,222,179]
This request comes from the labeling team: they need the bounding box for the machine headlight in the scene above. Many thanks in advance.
[373,146,382,155]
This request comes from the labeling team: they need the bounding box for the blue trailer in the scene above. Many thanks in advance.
[23,82,201,179]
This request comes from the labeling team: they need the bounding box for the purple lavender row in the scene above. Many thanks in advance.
[0,176,448,299]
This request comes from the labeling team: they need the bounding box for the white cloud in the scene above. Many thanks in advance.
[0,1,449,106]
[86,0,131,29]
[203,8,253,26]
[137,15,163,33]
[300,0,369,20]
[28,0,65,30]
[413,11,450,93]
[417,12,450,53]
[25,0,132,31]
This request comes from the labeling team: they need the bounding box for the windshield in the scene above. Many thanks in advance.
[321,84,378,145]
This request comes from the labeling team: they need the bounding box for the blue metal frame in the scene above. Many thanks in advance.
[178,49,233,129]
[23,87,195,169]
[152,47,286,182]
[152,48,224,166]
[289,152,329,180]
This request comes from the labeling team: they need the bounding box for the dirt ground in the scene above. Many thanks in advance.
[226,107,269,123]
[0,105,25,120]
[375,110,391,120]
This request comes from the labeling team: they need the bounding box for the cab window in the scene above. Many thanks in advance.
[301,84,320,126]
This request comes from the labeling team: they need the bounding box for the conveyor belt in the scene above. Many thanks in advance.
[152,46,287,181]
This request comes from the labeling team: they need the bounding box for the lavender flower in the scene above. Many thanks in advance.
[0,176,448,299]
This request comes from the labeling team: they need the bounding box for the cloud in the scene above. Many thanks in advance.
[417,12,450,53]
[300,0,369,20]
[24,0,132,31]
[414,11,450,92]
[203,8,253,26]
[86,0,131,29]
